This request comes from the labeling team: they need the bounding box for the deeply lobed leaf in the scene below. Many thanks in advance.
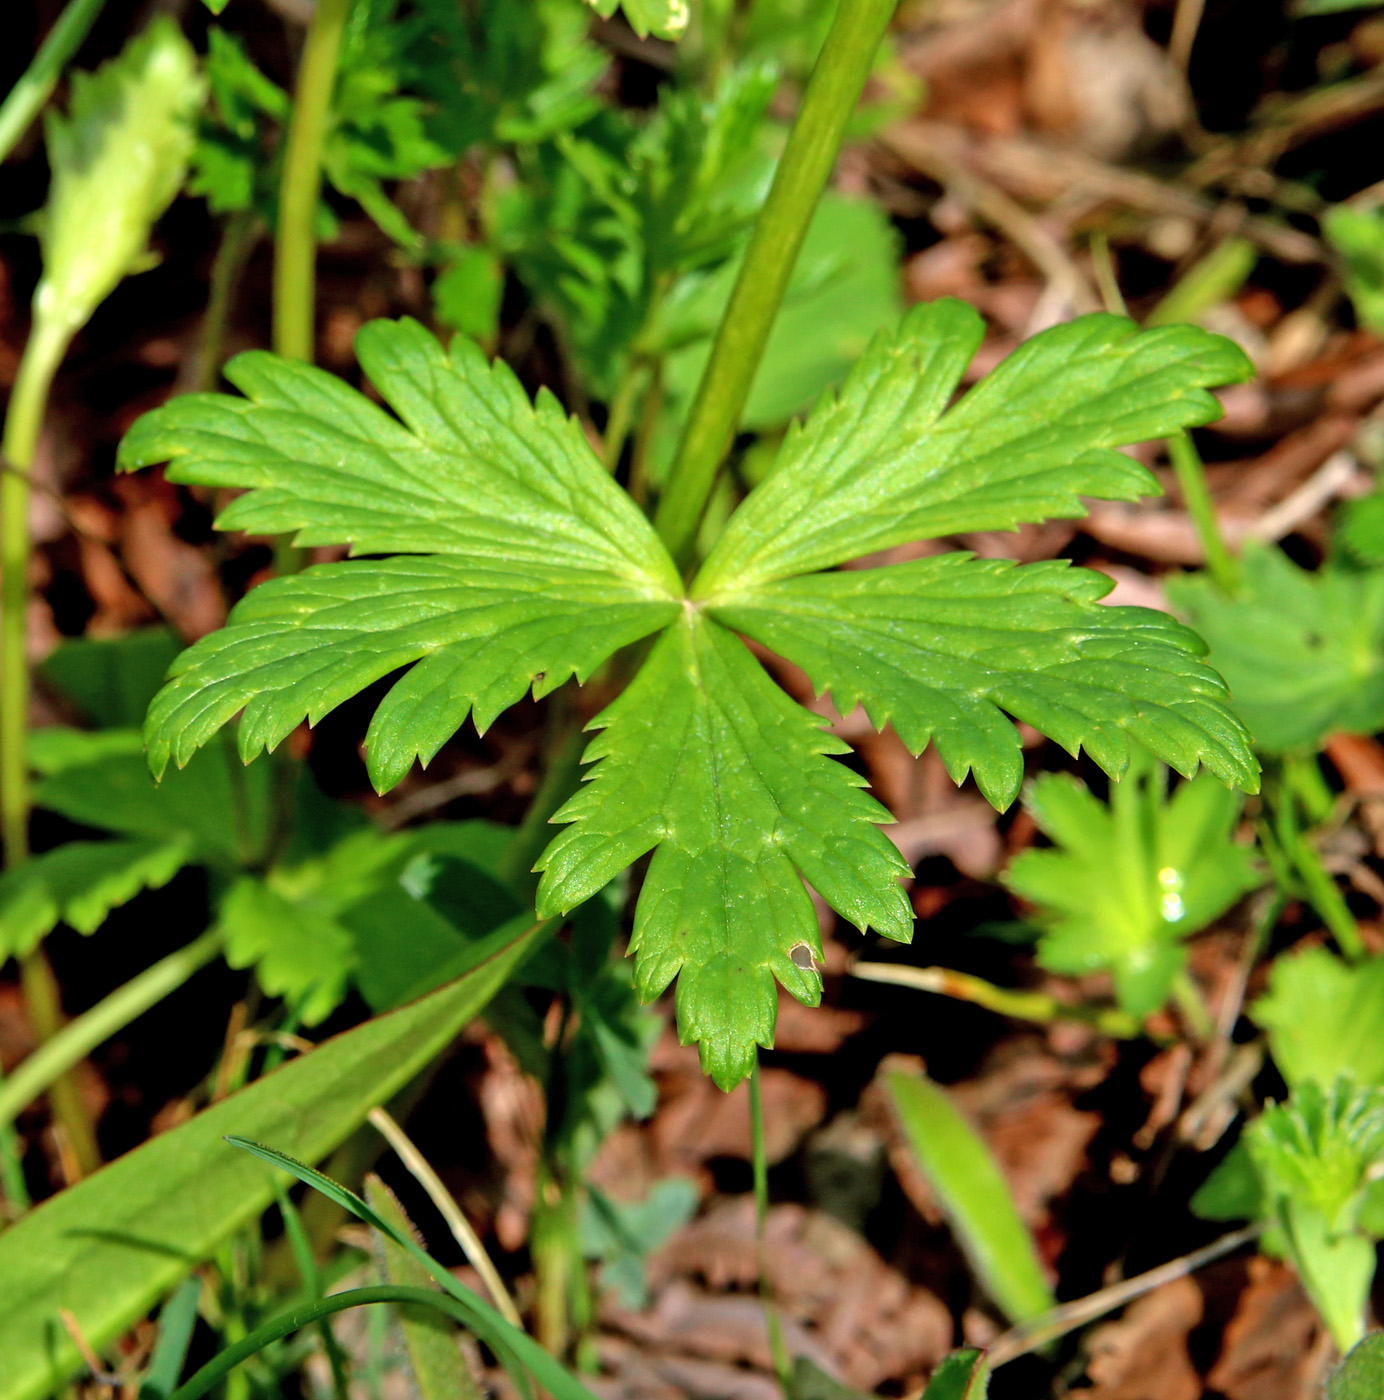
[694,301,1254,594]
[535,613,911,1088]
[710,554,1257,809]
[143,556,677,787]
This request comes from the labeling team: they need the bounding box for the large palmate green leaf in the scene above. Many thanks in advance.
[123,307,1257,1086]
[1167,542,1384,754]
[0,917,544,1400]
[535,612,911,1088]
[1003,759,1257,1016]
[711,555,1257,809]
[694,301,1253,594]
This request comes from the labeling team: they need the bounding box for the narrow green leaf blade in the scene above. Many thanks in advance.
[709,554,1258,808]
[0,916,545,1400]
[695,304,1252,594]
[365,1177,483,1400]
[887,1070,1056,1325]
[536,614,912,1089]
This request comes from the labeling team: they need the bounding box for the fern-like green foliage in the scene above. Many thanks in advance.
[120,301,1258,1086]
[1003,757,1256,1017]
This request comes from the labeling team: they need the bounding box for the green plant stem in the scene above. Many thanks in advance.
[1170,970,1215,1042]
[273,0,353,364]
[1167,431,1239,595]
[849,963,1149,1039]
[749,1060,792,1390]
[0,1064,31,1215]
[0,0,108,164]
[0,928,225,1135]
[2,313,103,1177]
[601,364,647,474]
[200,212,260,392]
[169,1287,488,1400]
[652,0,898,569]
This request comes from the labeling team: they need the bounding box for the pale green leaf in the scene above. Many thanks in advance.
[142,556,677,788]
[0,837,191,960]
[1003,759,1256,1017]
[1251,947,1384,1091]
[887,1070,1055,1325]
[1166,542,1384,754]
[535,613,911,1089]
[695,303,1254,595]
[0,918,544,1400]
[38,18,204,339]
[583,0,689,41]
[709,554,1258,809]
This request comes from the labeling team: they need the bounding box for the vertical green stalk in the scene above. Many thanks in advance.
[653,0,898,568]
[749,1060,791,1388]
[1,316,101,1178]
[200,212,260,391]
[0,0,107,164]
[273,0,353,364]
[1167,432,1239,595]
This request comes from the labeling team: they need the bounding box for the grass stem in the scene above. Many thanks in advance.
[1167,431,1239,595]
[653,0,898,569]
[0,0,107,164]
[273,0,352,364]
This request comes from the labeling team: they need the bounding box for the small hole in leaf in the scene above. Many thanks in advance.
[789,943,816,971]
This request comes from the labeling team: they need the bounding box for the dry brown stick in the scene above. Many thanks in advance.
[986,1223,1264,1367]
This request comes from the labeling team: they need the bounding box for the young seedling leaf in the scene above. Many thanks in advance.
[583,0,690,42]
[711,556,1257,809]
[1251,947,1384,1090]
[0,918,545,1400]
[119,318,680,786]
[537,613,911,1087]
[1166,542,1384,754]
[1003,760,1256,1017]
[1247,1079,1384,1352]
[886,1070,1055,1325]
[37,18,204,340]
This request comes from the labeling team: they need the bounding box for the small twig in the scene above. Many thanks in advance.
[1168,0,1206,78]
[1245,450,1364,543]
[367,1106,524,1331]
[58,1308,123,1389]
[987,1223,1263,1366]
[377,743,533,831]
